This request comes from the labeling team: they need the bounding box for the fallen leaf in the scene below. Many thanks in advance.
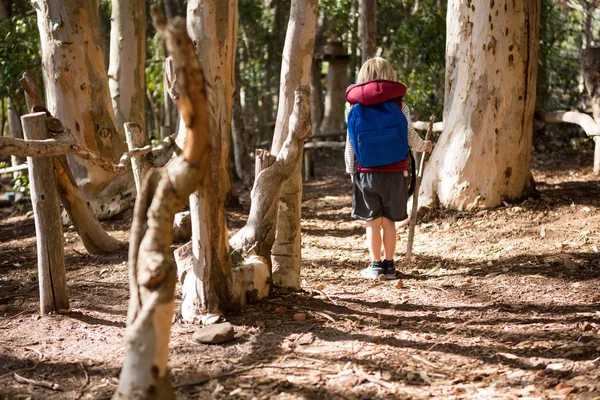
[293,313,307,321]
[315,284,325,291]
[395,279,404,289]
[275,307,286,314]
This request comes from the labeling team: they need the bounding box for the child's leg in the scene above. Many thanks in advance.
[365,217,383,261]
[381,217,396,260]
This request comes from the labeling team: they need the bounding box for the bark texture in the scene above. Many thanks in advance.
[8,98,25,178]
[108,0,147,133]
[230,87,312,265]
[580,47,600,173]
[270,0,318,290]
[22,112,69,315]
[232,61,253,187]
[114,9,210,399]
[180,0,239,320]
[359,0,377,64]
[20,71,124,254]
[420,0,540,210]
[32,0,127,198]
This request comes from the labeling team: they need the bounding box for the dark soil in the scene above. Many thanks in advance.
[1,147,599,399]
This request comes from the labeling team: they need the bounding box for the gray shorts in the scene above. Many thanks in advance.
[352,171,408,221]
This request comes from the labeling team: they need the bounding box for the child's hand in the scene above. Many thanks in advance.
[425,140,433,154]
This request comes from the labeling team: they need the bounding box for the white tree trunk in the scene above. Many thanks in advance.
[270,0,318,290]
[420,0,540,210]
[180,0,239,320]
[114,9,211,398]
[108,0,146,133]
[33,0,127,199]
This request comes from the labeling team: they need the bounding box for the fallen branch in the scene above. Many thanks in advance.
[13,372,60,391]
[0,131,176,175]
[535,110,600,136]
[20,71,124,254]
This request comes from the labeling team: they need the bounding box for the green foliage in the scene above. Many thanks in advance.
[537,0,582,111]
[13,174,29,196]
[377,0,446,120]
[0,11,40,100]
[145,33,165,112]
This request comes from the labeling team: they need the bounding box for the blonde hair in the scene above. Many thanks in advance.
[356,57,397,83]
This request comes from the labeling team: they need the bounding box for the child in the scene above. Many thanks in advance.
[345,57,432,279]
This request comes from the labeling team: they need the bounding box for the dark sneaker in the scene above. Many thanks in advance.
[361,261,384,279]
[382,259,396,280]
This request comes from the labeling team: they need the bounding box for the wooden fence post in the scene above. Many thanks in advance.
[21,111,69,315]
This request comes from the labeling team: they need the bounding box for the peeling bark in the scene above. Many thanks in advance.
[270,0,318,290]
[32,0,128,200]
[108,0,147,133]
[114,9,210,399]
[179,0,239,320]
[420,0,540,210]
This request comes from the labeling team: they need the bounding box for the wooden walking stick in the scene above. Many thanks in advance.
[404,115,435,267]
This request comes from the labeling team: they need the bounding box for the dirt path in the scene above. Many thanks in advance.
[1,148,599,399]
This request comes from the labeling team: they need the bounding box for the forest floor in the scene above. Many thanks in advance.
[0,146,599,400]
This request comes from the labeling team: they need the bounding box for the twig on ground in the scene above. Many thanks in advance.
[411,354,440,369]
[0,346,43,378]
[13,372,60,390]
[314,289,338,305]
[354,368,394,390]
[74,362,90,400]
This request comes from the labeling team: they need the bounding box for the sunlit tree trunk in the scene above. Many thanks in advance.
[420,0,540,210]
[180,0,239,320]
[108,0,146,133]
[270,0,318,289]
[32,0,128,201]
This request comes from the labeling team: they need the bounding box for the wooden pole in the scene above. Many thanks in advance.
[124,122,151,194]
[21,112,70,314]
[404,115,435,267]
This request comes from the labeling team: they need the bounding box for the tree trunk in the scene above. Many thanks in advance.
[20,71,125,254]
[22,112,69,315]
[270,0,318,290]
[32,0,128,200]
[359,0,377,64]
[319,45,349,136]
[108,0,146,133]
[179,0,239,320]
[8,97,25,179]
[232,61,253,187]
[231,88,312,263]
[581,47,600,174]
[419,0,540,210]
[114,10,210,399]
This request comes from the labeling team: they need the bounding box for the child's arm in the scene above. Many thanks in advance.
[403,103,432,153]
[344,132,355,176]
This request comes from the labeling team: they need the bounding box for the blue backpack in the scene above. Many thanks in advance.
[347,101,409,168]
